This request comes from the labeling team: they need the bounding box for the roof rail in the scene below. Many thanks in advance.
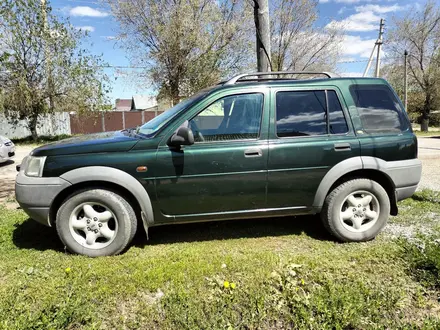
[224,71,339,85]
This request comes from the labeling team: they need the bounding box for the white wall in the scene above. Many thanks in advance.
[0,112,71,139]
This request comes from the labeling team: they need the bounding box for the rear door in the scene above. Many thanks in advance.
[266,87,361,209]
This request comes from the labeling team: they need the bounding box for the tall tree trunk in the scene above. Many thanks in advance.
[28,112,39,141]
[421,93,431,132]
[170,79,180,106]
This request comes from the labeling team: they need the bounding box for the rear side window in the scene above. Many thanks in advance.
[349,85,407,133]
[328,91,349,134]
[276,90,349,137]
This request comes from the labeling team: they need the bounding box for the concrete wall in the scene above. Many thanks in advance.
[0,112,71,139]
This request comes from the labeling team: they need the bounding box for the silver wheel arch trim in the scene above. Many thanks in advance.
[60,166,154,235]
[312,156,394,210]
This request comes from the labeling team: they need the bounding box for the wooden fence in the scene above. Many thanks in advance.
[69,111,163,135]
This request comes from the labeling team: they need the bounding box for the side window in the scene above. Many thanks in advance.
[190,93,263,142]
[276,91,327,137]
[328,90,349,134]
[350,85,406,133]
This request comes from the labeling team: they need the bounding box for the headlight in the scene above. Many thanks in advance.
[24,156,47,177]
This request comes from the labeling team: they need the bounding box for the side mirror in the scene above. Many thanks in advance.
[167,121,194,147]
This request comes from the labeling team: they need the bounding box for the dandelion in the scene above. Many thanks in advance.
[230,282,236,289]
[65,267,71,274]
[223,281,230,288]
[300,279,305,285]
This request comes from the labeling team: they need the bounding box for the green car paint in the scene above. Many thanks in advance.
[29,77,418,226]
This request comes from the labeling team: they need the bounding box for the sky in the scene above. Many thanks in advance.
[49,0,435,105]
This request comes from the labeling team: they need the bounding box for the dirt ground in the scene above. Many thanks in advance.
[0,138,439,205]
[0,145,33,207]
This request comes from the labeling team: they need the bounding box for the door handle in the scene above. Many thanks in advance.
[334,143,351,152]
[244,148,263,158]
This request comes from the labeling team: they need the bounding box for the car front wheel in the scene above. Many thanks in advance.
[56,189,137,257]
[321,179,390,242]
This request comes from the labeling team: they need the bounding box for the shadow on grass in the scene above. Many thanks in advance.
[12,215,333,253]
[133,215,334,247]
[12,219,64,252]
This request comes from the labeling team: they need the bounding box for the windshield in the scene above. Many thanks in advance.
[137,89,213,137]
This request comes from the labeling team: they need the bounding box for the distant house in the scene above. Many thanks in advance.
[131,95,157,111]
[114,99,131,111]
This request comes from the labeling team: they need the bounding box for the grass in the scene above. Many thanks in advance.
[1,192,440,329]
[415,131,440,137]
[11,134,73,146]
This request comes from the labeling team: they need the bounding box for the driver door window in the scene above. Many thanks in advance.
[190,93,263,142]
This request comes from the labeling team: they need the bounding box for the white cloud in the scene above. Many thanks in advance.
[101,36,118,41]
[339,72,364,77]
[338,6,348,14]
[69,6,108,17]
[355,4,408,14]
[327,2,406,32]
[335,0,370,3]
[75,26,95,32]
[341,35,378,58]
[339,57,356,62]
[324,0,398,3]
[327,10,380,32]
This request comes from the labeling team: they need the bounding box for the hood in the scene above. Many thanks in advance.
[0,136,12,143]
[31,131,141,157]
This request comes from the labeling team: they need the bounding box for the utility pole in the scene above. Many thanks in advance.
[363,19,385,77]
[253,0,271,72]
[404,50,408,111]
[375,19,385,78]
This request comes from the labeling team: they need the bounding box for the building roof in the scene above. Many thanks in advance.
[115,99,131,111]
[131,95,157,110]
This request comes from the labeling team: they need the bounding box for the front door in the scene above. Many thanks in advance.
[266,88,360,209]
[155,90,269,218]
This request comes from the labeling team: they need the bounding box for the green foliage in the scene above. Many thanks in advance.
[385,1,440,130]
[399,234,440,292]
[0,0,110,140]
[11,134,73,146]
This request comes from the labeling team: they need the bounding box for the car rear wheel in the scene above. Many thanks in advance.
[56,189,137,257]
[321,179,390,242]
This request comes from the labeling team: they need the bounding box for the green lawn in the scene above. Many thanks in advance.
[415,131,440,137]
[1,193,439,329]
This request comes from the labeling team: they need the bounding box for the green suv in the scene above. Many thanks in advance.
[15,72,422,257]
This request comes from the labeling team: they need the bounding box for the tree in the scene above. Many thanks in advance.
[387,1,440,131]
[106,0,252,105]
[270,0,343,72]
[0,0,109,140]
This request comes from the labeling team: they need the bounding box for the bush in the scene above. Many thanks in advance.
[11,134,72,145]
[399,234,440,291]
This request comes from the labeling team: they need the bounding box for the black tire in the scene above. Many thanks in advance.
[56,189,137,257]
[321,179,390,242]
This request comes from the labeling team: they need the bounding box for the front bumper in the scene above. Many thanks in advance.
[0,144,15,163]
[15,171,71,226]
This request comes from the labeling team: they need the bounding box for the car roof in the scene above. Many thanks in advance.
[209,76,389,94]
